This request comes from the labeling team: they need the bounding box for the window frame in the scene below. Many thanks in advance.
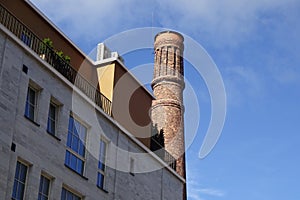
[64,115,87,176]
[24,81,42,124]
[38,174,51,200]
[12,161,28,200]
[47,101,58,136]
[97,138,108,190]
[61,187,82,200]
[24,86,38,121]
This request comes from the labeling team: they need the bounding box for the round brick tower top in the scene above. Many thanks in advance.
[154,31,184,50]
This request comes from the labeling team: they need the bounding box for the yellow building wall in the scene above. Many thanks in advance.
[97,63,115,101]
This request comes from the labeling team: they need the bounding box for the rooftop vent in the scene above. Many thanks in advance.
[97,43,123,62]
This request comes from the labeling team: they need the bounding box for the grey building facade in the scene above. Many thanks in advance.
[0,1,186,200]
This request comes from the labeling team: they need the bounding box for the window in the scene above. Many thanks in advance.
[38,175,50,200]
[97,139,107,189]
[12,161,28,200]
[24,87,37,121]
[61,188,81,200]
[65,115,87,175]
[47,102,57,135]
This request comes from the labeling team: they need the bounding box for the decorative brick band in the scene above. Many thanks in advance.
[151,98,182,109]
[151,76,185,89]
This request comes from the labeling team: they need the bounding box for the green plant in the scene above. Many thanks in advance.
[39,37,71,63]
[56,50,64,58]
[64,55,71,64]
[43,38,53,48]
[55,50,71,64]
[39,38,53,54]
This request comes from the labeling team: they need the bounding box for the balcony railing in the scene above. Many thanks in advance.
[0,4,112,116]
[150,136,177,171]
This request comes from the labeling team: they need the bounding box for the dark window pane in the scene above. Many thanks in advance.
[47,119,55,135]
[15,162,20,179]
[97,173,104,189]
[67,133,72,147]
[78,142,85,157]
[65,151,70,165]
[98,139,106,171]
[19,184,25,198]
[75,196,80,200]
[49,104,56,119]
[61,188,80,200]
[24,102,30,119]
[77,159,83,174]
[98,161,105,171]
[70,154,77,170]
[25,87,36,120]
[38,176,50,198]
[66,192,72,200]
[39,177,43,193]
[68,116,74,132]
[12,180,18,199]
[61,188,66,199]
[28,104,35,120]
[65,116,86,175]
[19,165,27,182]
[43,178,50,194]
[47,103,56,135]
[71,136,79,152]
[12,162,27,200]
[28,89,35,103]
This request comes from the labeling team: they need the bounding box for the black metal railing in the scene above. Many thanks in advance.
[150,137,177,171]
[0,4,112,116]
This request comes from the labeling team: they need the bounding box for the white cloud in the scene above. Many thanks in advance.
[188,193,206,200]
[188,186,225,199]
[30,0,299,51]
[154,0,299,47]
[188,179,225,200]
[30,0,156,50]
[196,188,225,197]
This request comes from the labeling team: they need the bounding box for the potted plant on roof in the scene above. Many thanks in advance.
[64,55,71,64]
[53,50,71,71]
[56,50,71,64]
[39,38,53,60]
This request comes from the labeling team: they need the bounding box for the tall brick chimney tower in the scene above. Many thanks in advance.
[151,31,186,180]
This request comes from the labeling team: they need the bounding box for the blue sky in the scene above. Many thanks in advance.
[30,0,300,199]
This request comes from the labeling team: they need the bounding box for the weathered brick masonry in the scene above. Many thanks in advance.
[151,31,186,178]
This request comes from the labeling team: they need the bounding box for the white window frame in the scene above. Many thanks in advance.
[38,173,52,200]
[25,81,42,123]
[47,99,59,136]
[12,160,29,200]
[65,114,88,175]
[25,86,38,121]
[61,186,82,200]
[97,137,108,190]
